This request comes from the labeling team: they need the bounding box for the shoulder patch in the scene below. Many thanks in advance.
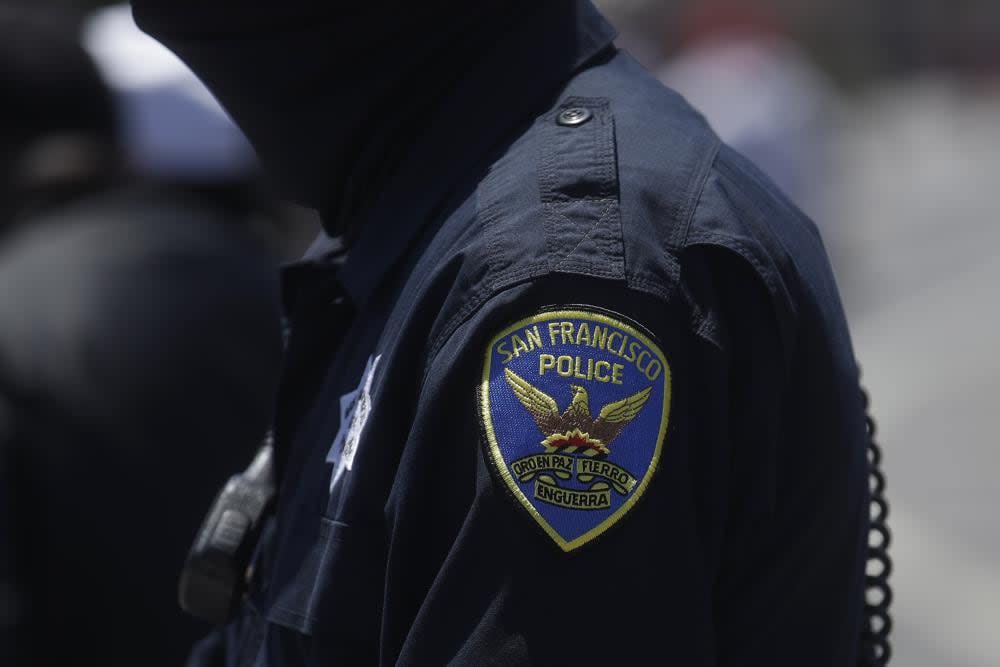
[479,307,671,551]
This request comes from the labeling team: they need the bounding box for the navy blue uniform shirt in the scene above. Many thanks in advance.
[134,2,869,664]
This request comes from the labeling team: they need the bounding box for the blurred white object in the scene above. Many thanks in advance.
[659,36,837,221]
[82,3,257,181]
[839,76,1000,667]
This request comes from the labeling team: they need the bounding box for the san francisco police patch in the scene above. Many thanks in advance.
[479,307,671,552]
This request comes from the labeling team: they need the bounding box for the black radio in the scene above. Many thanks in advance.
[178,438,276,625]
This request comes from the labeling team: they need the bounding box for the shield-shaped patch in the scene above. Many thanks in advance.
[479,307,671,552]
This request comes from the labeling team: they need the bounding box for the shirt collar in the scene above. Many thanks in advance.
[321,0,616,307]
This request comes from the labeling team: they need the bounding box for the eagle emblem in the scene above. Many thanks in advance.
[479,308,672,552]
[504,368,651,456]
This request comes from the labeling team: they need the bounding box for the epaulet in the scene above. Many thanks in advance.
[478,57,722,304]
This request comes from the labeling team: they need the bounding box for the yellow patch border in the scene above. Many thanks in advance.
[479,308,672,552]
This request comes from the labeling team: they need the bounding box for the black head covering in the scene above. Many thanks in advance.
[132,2,536,227]
[0,7,116,152]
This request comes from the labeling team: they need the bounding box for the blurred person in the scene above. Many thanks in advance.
[134,1,872,665]
[658,0,838,222]
[0,6,284,665]
[0,6,120,236]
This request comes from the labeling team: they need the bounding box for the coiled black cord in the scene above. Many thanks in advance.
[858,384,893,665]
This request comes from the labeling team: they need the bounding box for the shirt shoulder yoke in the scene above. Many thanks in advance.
[421,51,822,354]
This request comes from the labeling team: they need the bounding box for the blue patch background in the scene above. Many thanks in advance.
[486,312,668,546]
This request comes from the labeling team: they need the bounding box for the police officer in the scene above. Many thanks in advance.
[133,1,871,664]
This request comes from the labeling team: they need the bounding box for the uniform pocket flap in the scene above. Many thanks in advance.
[264,517,352,636]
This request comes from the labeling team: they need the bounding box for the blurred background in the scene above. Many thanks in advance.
[1,0,998,665]
[0,1,313,664]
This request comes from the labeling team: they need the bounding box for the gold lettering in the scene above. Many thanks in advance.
[538,354,556,376]
[511,334,529,359]
[575,322,591,346]
[534,479,611,510]
[645,359,663,381]
[526,325,543,351]
[636,349,650,375]
[497,340,512,364]
[560,322,575,345]
[548,322,560,346]
[556,355,573,377]
[607,332,623,356]
[625,340,639,362]
[591,326,608,351]
[534,355,637,384]
[511,454,576,482]
[576,459,638,493]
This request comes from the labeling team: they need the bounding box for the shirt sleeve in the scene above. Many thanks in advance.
[376,274,739,665]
